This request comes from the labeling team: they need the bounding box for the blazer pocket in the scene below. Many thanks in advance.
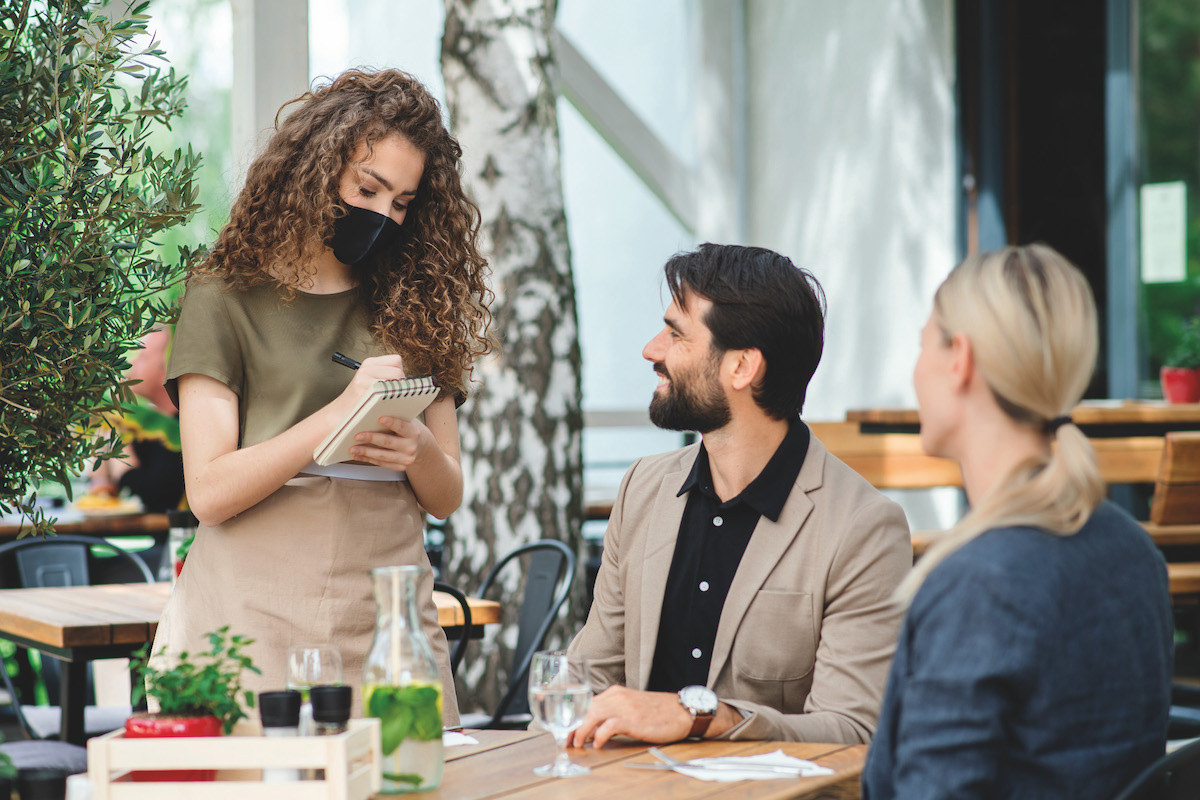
[731,590,816,682]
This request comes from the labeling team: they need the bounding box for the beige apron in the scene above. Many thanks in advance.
[152,474,460,724]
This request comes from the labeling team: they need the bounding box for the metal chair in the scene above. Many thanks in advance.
[1113,738,1200,800]
[462,540,575,729]
[433,580,472,677]
[0,535,154,741]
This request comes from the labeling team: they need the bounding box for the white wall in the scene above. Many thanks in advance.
[746,0,958,422]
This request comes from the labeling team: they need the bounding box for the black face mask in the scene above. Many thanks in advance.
[330,205,402,266]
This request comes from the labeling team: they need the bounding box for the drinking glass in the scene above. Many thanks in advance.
[528,650,592,778]
[286,645,343,735]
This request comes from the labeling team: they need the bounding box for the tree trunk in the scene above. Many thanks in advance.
[440,0,583,716]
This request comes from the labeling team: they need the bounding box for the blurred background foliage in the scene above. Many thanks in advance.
[0,0,205,534]
[1140,0,1200,374]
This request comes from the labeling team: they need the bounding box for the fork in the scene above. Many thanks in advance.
[647,747,805,776]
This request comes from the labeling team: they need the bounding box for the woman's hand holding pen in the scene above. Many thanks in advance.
[337,354,406,405]
[332,353,431,472]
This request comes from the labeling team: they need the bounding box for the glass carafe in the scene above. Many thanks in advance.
[362,565,444,793]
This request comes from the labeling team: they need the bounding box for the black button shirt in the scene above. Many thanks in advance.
[646,417,810,693]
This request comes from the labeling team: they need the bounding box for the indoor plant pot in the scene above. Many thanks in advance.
[127,626,259,782]
[1162,316,1200,404]
[1162,365,1200,404]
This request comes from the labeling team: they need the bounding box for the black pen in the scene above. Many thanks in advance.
[332,352,361,370]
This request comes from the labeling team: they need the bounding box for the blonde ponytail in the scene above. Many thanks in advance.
[897,245,1105,602]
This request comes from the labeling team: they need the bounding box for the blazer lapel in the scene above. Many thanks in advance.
[707,430,827,685]
[634,465,691,689]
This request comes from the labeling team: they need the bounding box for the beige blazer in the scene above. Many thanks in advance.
[568,428,911,743]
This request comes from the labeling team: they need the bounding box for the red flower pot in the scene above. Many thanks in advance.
[124,713,222,782]
[1161,366,1200,404]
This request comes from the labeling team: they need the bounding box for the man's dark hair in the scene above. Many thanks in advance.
[664,243,826,419]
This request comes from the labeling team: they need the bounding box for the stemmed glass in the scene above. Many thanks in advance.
[286,645,343,735]
[528,650,592,778]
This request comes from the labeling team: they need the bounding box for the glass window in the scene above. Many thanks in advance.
[558,0,695,165]
[1138,0,1200,393]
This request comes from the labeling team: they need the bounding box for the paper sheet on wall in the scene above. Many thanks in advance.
[1140,181,1187,283]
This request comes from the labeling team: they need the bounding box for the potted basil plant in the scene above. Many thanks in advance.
[1162,316,1200,404]
[126,626,260,781]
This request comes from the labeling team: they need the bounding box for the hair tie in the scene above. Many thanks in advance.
[1044,416,1072,434]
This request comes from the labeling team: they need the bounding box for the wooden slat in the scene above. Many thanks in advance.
[810,423,1164,490]
[1092,437,1166,485]
[0,513,170,539]
[0,584,498,653]
[1141,523,1200,547]
[433,733,861,800]
[434,593,501,627]
[848,401,1200,427]
[809,422,961,489]
[444,729,541,762]
[1170,563,1200,597]
[1150,432,1200,525]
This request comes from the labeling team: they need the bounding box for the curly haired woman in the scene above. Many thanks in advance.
[155,69,494,723]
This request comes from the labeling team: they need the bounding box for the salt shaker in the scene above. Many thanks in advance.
[259,690,302,783]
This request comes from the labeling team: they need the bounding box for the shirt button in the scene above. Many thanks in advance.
[691,648,702,659]
[699,581,710,592]
[713,516,724,527]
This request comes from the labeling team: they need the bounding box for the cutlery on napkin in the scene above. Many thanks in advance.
[622,747,835,782]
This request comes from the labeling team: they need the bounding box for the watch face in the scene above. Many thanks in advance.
[679,685,718,715]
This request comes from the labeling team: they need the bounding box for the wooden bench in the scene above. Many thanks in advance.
[1151,433,1200,526]
[1147,434,1200,605]
[808,421,1166,490]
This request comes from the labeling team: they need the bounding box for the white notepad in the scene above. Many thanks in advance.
[313,377,439,466]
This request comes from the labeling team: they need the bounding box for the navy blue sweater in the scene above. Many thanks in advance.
[862,501,1173,799]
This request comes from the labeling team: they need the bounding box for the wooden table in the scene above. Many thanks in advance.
[830,401,1200,492]
[425,729,866,799]
[0,512,170,540]
[0,582,500,745]
[847,400,1200,437]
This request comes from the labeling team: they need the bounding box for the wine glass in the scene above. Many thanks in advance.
[528,650,592,778]
[286,645,343,734]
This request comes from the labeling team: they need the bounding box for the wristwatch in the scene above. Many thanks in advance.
[677,685,719,740]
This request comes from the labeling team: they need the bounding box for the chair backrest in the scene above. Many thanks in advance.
[1113,739,1200,800]
[475,540,575,727]
[432,580,472,677]
[0,535,153,737]
[1151,432,1200,526]
[0,535,155,588]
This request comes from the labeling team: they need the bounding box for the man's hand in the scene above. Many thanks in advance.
[568,686,692,749]
[568,686,741,749]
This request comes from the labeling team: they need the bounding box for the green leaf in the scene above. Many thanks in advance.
[379,704,413,756]
[382,773,424,787]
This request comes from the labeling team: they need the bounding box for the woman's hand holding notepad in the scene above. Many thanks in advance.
[314,376,439,465]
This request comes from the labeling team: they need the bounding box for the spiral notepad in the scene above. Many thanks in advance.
[313,377,439,466]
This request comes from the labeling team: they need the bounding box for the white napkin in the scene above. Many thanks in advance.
[673,749,834,782]
[443,731,480,747]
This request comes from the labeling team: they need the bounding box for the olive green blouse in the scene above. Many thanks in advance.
[166,277,389,449]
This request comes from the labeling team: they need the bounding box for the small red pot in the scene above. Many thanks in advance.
[1161,366,1200,404]
[124,713,222,782]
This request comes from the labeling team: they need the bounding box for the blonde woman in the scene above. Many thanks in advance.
[862,245,1172,799]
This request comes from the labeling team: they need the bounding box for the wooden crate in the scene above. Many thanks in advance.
[87,718,382,799]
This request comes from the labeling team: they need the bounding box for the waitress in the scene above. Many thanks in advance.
[156,69,494,722]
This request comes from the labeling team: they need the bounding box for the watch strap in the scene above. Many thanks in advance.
[687,709,714,739]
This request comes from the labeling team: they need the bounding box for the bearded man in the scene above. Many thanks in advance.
[567,243,911,746]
